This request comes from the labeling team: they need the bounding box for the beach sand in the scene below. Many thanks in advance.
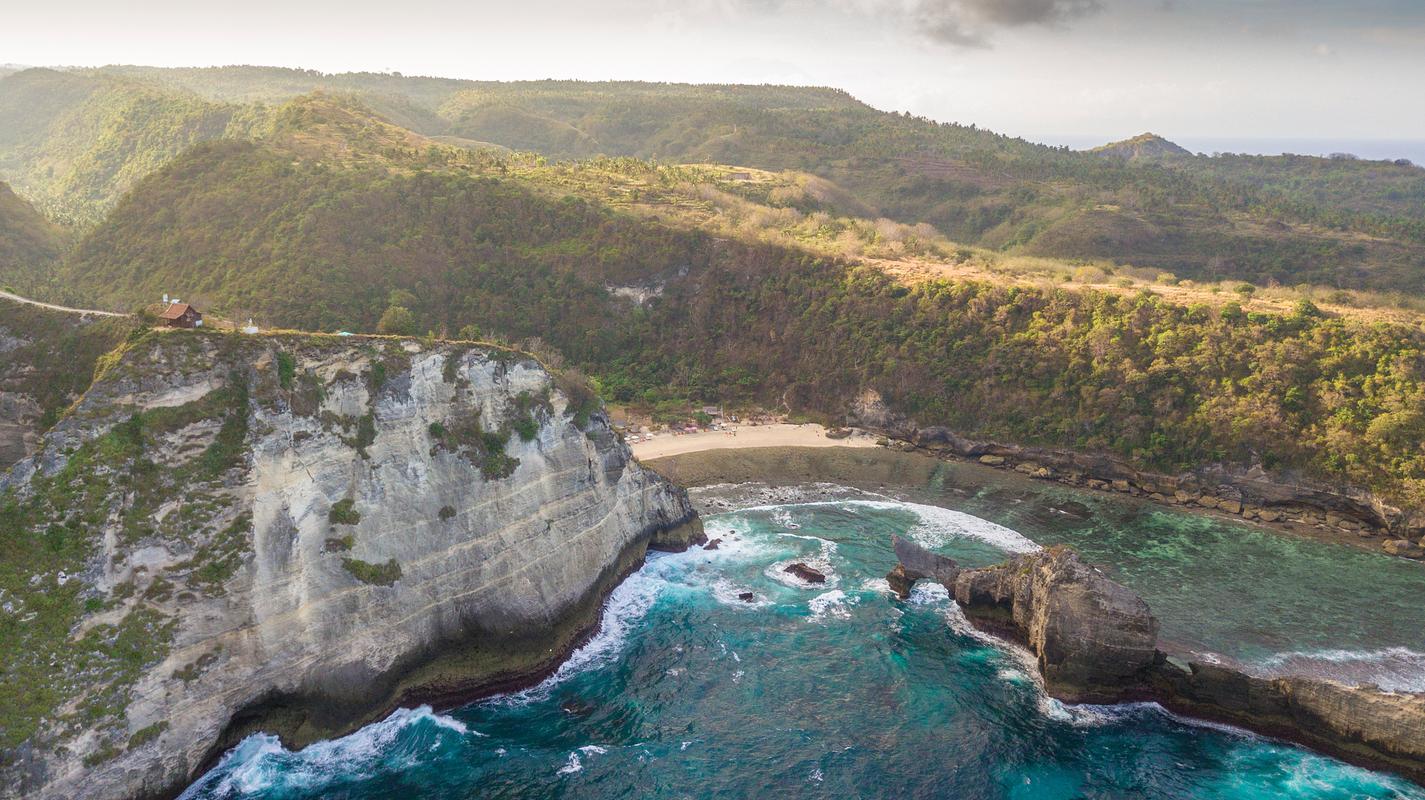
[629,423,878,461]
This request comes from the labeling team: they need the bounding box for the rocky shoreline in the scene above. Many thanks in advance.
[169,511,703,800]
[888,537,1425,786]
[847,390,1425,559]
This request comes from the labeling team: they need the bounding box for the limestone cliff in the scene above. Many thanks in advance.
[0,329,699,800]
[952,547,1160,702]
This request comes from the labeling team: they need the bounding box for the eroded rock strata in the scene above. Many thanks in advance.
[889,539,1425,784]
[0,331,699,800]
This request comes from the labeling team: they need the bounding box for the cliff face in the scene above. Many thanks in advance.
[952,547,1160,703]
[0,330,699,800]
[0,298,136,471]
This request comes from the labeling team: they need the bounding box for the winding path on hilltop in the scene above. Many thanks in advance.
[0,289,128,317]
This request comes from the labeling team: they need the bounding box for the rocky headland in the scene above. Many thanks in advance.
[0,330,701,800]
[849,389,1425,558]
[888,537,1425,784]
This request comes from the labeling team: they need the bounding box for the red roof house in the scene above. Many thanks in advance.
[158,303,202,328]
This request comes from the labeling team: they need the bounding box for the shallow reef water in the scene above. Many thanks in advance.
[183,492,1425,799]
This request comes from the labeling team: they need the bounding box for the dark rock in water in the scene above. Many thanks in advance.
[738,592,755,602]
[953,547,1158,703]
[704,538,721,551]
[889,535,960,599]
[1051,500,1093,520]
[886,564,917,599]
[894,536,963,587]
[648,515,708,552]
[927,542,1425,783]
[784,562,826,583]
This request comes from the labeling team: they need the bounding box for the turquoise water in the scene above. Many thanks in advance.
[892,468,1425,690]
[182,497,1425,799]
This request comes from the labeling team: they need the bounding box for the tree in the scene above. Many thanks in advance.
[377,305,416,335]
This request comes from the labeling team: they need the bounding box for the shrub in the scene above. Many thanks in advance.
[342,557,401,586]
[276,350,296,390]
[329,498,361,525]
[377,305,416,335]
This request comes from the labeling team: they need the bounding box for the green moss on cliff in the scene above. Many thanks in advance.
[328,499,361,525]
[341,557,401,586]
[0,358,256,758]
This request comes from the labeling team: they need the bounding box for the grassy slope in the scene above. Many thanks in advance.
[53,99,1425,509]
[0,297,139,435]
[6,65,1421,293]
[0,181,64,289]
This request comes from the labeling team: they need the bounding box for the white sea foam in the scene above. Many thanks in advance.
[578,744,609,755]
[178,705,470,798]
[709,578,772,608]
[907,582,949,605]
[861,577,892,594]
[772,508,802,529]
[807,589,857,622]
[730,499,1039,554]
[557,752,583,775]
[489,570,667,705]
[850,500,1040,554]
[1251,646,1425,692]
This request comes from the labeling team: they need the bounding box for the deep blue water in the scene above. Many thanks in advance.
[182,494,1425,799]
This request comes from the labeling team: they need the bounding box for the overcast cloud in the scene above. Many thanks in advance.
[1,0,1422,149]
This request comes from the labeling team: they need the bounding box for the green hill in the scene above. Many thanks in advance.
[1092,133,1192,161]
[0,69,260,225]
[50,100,1425,511]
[0,180,63,289]
[0,66,1419,292]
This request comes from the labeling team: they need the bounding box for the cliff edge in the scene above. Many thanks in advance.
[0,330,700,800]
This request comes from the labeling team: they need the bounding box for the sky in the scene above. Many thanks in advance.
[4,0,1424,153]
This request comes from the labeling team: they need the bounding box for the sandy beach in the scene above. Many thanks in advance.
[628,423,878,460]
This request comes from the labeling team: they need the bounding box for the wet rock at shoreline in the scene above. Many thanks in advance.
[784,563,826,584]
[1383,539,1425,559]
[890,540,1425,783]
[885,535,960,599]
[952,547,1159,702]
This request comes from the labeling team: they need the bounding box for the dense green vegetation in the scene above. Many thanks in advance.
[0,181,63,288]
[1,69,1424,510]
[40,126,1425,509]
[3,66,1423,291]
[0,69,262,225]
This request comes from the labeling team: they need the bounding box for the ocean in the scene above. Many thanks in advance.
[179,477,1425,799]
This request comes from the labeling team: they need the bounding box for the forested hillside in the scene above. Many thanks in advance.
[51,104,1425,510]
[1,70,1423,511]
[0,69,260,224]
[0,181,62,289]
[4,65,1423,293]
